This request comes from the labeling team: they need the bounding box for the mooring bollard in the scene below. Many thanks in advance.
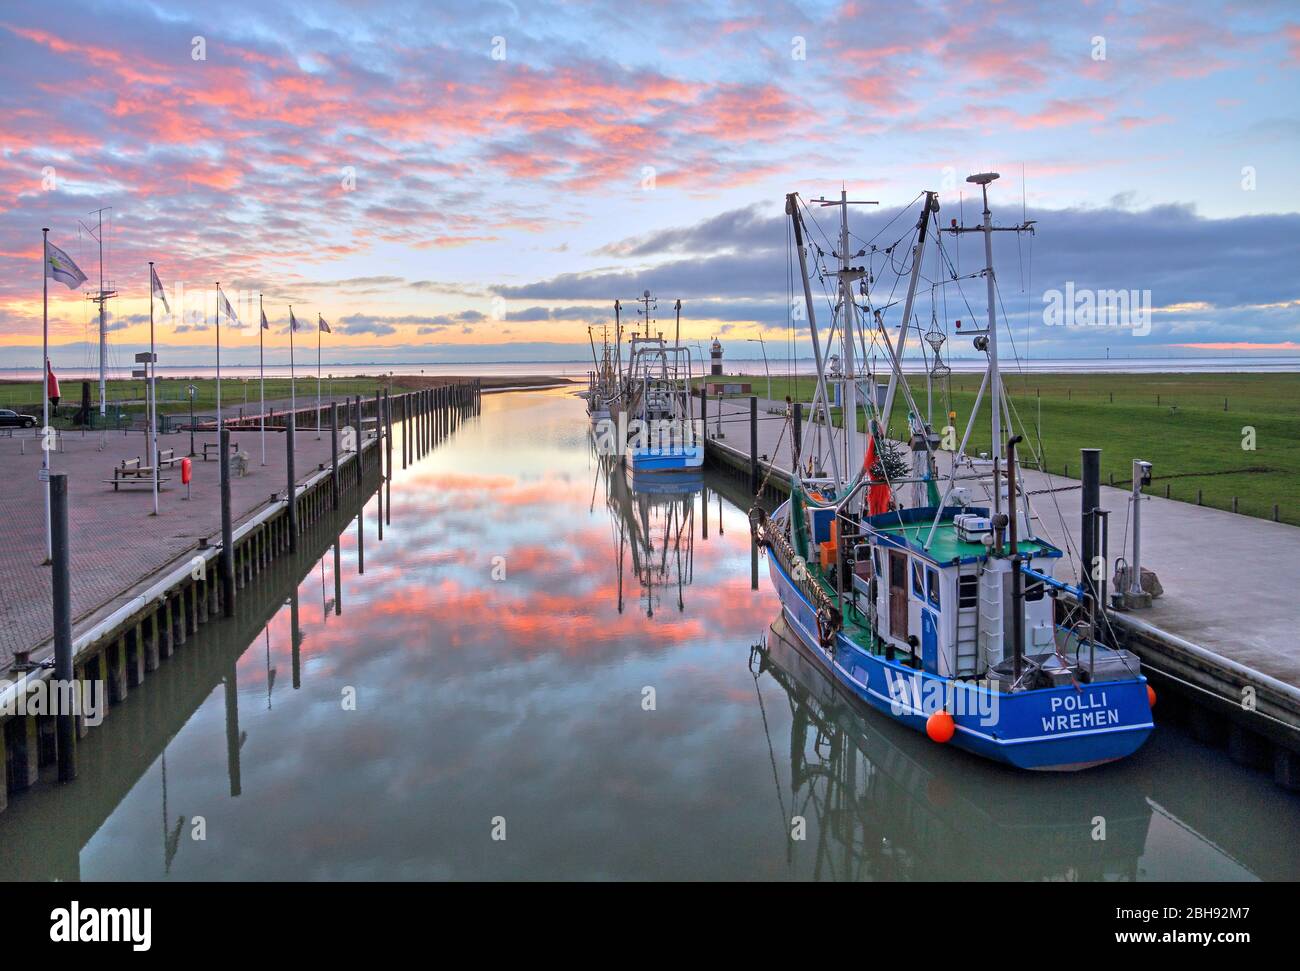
[50,473,77,783]
[1080,449,1101,606]
[286,412,298,553]
[219,428,235,617]
[384,390,392,526]
[330,402,340,510]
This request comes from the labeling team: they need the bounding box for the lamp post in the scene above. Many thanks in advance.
[187,383,197,456]
[746,337,771,402]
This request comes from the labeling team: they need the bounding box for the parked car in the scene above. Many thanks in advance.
[0,408,38,428]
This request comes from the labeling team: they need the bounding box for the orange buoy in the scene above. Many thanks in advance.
[1147,684,1157,708]
[926,710,955,743]
[181,457,192,485]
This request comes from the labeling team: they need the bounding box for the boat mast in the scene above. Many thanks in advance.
[84,207,116,417]
[973,172,1003,526]
[614,299,623,393]
[785,193,842,488]
[924,173,1036,550]
[809,190,878,501]
[878,192,938,433]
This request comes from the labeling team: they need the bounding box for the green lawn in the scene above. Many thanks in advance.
[0,376,399,416]
[701,371,1300,526]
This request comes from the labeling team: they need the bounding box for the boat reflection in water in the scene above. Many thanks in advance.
[594,447,701,618]
[751,616,1265,881]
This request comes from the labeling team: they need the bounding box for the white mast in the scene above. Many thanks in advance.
[801,190,879,494]
[921,173,1035,550]
[836,190,862,489]
[259,293,266,465]
[84,207,116,417]
[972,173,1003,525]
[786,193,842,487]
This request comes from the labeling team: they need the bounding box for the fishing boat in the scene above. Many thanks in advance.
[582,324,618,422]
[617,291,702,474]
[750,176,1154,771]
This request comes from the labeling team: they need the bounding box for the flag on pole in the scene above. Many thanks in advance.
[45,240,87,290]
[290,308,300,331]
[318,314,331,333]
[219,289,240,327]
[150,265,170,314]
[261,307,270,329]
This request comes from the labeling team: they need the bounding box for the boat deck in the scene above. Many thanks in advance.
[868,515,1061,565]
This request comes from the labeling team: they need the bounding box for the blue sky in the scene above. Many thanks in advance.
[1,0,1297,366]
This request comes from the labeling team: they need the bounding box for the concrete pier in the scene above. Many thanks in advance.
[0,382,480,814]
[702,392,1300,784]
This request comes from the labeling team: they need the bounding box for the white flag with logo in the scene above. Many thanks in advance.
[45,240,87,290]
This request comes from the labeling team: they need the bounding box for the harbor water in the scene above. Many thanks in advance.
[2,388,1297,881]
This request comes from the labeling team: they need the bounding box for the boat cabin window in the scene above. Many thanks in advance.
[958,574,978,609]
[912,561,924,600]
[1025,577,1045,602]
[926,567,941,609]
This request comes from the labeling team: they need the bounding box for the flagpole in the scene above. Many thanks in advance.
[42,228,51,564]
[149,262,158,516]
[215,282,222,432]
[259,293,266,465]
[289,304,296,417]
[316,317,322,439]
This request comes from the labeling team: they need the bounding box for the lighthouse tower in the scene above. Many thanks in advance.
[710,337,723,376]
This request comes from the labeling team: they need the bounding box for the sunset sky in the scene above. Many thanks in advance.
[1,0,1297,369]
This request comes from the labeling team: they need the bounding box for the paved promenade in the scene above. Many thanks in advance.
[705,394,1300,688]
[0,422,343,669]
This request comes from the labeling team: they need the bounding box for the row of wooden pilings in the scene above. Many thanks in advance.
[0,379,481,813]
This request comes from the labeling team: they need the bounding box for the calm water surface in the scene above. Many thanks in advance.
[3,388,1297,881]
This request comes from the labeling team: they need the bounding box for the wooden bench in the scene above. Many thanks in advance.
[201,440,238,461]
[104,457,171,491]
[157,448,181,470]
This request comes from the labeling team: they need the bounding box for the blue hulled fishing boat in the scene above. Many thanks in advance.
[751,176,1154,771]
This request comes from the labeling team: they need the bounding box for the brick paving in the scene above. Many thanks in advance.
[0,422,345,669]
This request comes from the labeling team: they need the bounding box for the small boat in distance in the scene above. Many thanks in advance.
[623,331,703,474]
[582,324,618,422]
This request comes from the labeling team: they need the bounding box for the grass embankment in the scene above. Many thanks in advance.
[701,371,1300,526]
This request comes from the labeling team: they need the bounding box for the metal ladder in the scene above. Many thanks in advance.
[977,567,1004,670]
[955,568,980,676]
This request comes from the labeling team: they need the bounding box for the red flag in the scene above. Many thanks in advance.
[863,421,891,516]
[46,361,61,405]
